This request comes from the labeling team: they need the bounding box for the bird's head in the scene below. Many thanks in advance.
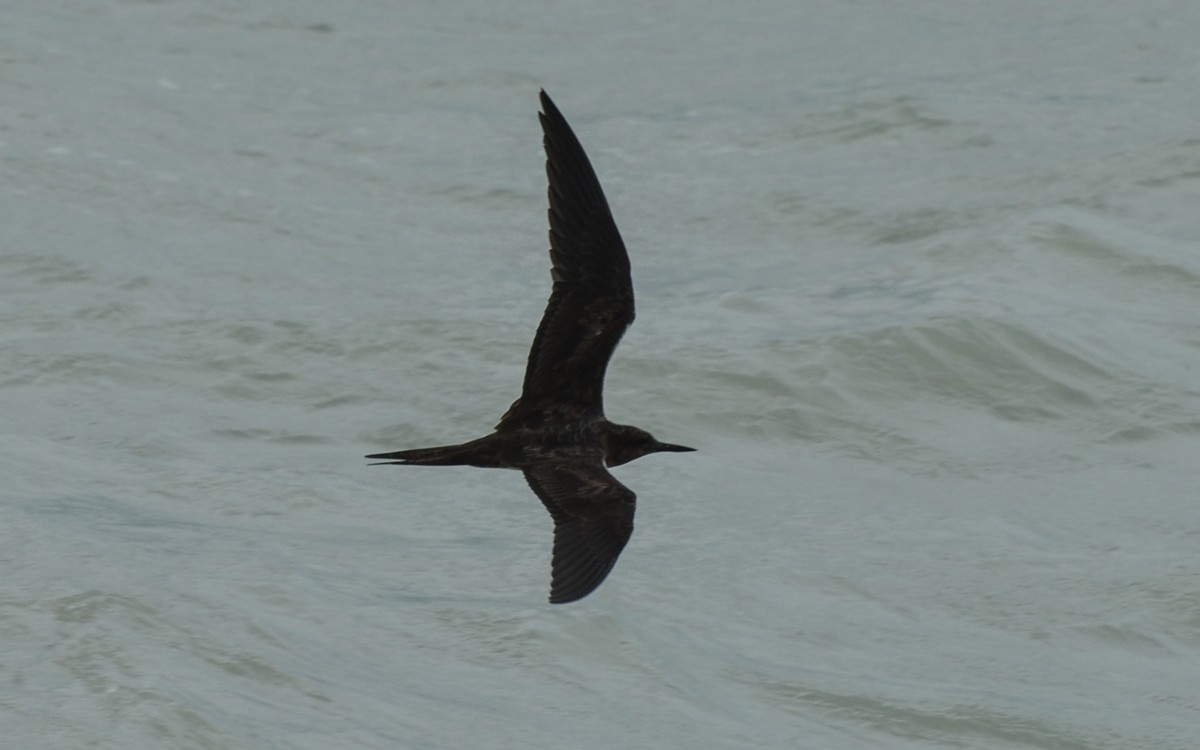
[604,423,696,467]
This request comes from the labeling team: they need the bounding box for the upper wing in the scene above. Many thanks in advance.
[496,90,635,430]
[523,459,637,604]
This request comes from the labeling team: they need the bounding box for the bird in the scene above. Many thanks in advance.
[366,90,693,604]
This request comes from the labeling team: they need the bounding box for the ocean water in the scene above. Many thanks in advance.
[3,1,1199,748]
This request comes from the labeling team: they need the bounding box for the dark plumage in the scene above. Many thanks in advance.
[367,91,693,604]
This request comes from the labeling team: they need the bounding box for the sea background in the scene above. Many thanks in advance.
[3,1,1199,748]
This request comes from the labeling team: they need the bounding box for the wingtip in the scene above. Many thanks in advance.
[548,588,586,605]
[539,89,560,118]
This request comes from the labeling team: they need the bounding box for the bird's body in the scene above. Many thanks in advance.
[367,91,693,604]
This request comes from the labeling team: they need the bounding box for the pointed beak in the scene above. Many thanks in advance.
[655,442,696,453]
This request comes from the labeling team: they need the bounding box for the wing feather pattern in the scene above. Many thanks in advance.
[497,91,635,430]
[523,460,636,603]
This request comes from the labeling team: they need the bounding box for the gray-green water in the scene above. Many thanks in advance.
[4,1,1199,748]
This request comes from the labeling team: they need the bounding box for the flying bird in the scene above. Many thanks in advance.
[367,90,693,604]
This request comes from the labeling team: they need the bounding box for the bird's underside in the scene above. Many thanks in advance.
[366,90,693,604]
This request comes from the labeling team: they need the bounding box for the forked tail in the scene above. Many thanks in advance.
[366,444,473,466]
[365,434,506,467]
